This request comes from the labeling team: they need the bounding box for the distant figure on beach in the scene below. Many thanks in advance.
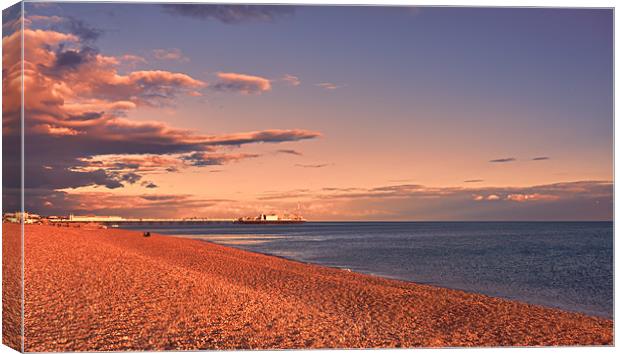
[143,231,151,237]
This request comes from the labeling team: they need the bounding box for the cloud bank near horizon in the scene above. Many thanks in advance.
[20,180,612,221]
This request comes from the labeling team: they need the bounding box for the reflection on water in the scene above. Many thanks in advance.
[172,234,286,245]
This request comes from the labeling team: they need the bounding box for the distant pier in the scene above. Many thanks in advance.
[50,217,237,225]
[16,212,304,225]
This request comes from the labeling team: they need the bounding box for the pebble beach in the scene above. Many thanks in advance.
[9,224,613,351]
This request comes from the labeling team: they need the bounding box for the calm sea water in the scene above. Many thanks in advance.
[122,222,613,318]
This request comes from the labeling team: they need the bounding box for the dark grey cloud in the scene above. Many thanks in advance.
[141,195,180,201]
[203,130,320,147]
[211,72,271,94]
[371,184,423,193]
[276,149,302,156]
[61,17,103,42]
[67,111,104,121]
[120,172,141,184]
[161,4,295,24]
[295,163,328,168]
[53,46,98,71]
[212,81,264,94]
[44,18,103,75]
[532,156,550,161]
[464,179,484,183]
[182,152,259,167]
[322,187,364,192]
[24,163,123,190]
[489,157,516,163]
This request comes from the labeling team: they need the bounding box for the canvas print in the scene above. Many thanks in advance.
[1,2,614,351]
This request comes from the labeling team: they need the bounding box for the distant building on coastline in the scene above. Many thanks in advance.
[237,213,305,224]
[262,214,279,221]
[3,211,41,224]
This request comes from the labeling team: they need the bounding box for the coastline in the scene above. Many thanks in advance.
[158,222,613,320]
[18,224,613,351]
[180,234,613,319]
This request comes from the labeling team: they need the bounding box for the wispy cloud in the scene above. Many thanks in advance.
[282,74,301,86]
[152,48,189,62]
[532,156,550,161]
[28,14,63,24]
[212,72,271,94]
[161,4,295,24]
[202,129,321,147]
[295,163,329,168]
[182,152,259,166]
[276,149,302,156]
[316,82,343,90]
[119,54,147,65]
[489,157,516,163]
[58,16,102,42]
[464,179,484,183]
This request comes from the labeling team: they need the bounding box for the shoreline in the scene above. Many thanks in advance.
[166,232,613,320]
[18,224,613,350]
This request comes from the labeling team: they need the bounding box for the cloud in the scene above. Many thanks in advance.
[25,191,233,219]
[295,163,328,168]
[182,153,259,166]
[276,149,302,156]
[316,82,342,90]
[282,74,300,86]
[212,72,271,94]
[52,16,102,42]
[119,54,147,65]
[28,15,63,24]
[2,21,321,213]
[152,48,189,62]
[489,157,516,163]
[252,181,612,221]
[78,155,184,174]
[464,179,484,183]
[51,45,99,72]
[505,193,559,202]
[161,4,295,24]
[24,180,612,221]
[532,156,550,161]
[202,129,320,146]
[120,172,141,184]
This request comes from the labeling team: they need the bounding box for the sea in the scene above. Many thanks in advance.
[121,221,613,318]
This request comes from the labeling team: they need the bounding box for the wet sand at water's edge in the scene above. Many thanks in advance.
[8,224,612,351]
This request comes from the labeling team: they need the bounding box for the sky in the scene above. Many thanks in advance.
[2,3,613,220]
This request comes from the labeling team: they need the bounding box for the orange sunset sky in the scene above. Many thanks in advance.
[2,3,613,220]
